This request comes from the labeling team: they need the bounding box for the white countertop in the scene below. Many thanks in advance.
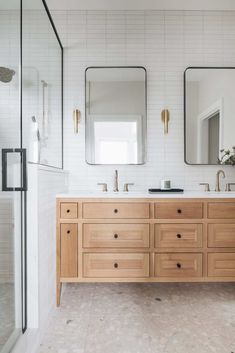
[56,191,235,198]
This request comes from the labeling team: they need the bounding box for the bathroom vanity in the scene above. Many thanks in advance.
[56,193,235,305]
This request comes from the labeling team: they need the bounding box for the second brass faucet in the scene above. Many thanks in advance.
[215,170,225,192]
[114,169,119,192]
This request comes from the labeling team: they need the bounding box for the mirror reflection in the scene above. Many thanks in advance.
[185,67,235,165]
[85,67,146,165]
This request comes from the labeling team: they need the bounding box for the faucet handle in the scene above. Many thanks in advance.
[97,183,108,192]
[225,183,235,192]
[199,183,210,192]
[123,183,134,192]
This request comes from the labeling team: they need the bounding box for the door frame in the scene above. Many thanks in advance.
[196,98,223,164]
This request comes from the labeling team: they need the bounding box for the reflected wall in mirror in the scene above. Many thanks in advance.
[185,67,235,165]
[85,67,147,165]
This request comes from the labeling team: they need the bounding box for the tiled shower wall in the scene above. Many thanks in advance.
[52,10,235,192]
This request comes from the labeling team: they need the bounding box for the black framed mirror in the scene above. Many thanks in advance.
[184,67,235,166]
[85,66,147,165]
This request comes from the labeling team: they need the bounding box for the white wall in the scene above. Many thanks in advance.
[89,81,145,115]
[51,10,235,192]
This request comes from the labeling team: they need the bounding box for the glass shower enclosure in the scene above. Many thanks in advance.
[0,0,63,352]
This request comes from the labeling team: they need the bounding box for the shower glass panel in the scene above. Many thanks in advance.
[0,0,62,352]
[0,0,24,352]
[22,0,63,169]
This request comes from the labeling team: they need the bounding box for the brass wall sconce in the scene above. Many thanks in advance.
[73,109,81,134]
[161,109,170,134]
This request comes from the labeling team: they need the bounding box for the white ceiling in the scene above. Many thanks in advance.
[46,0,235,11]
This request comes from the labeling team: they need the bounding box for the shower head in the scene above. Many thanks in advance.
[0,67,15,83]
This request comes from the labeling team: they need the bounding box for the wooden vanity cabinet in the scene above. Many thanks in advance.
[56,198,235,305]
[60,224,78,277]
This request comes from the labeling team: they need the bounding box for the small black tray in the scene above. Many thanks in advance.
[148,188,184,194]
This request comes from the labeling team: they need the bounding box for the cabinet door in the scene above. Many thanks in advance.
[208,224,235,247]
[83,202,150,219]
[155,253,202,277]
[83,253,149,278]
[60,202,78,219]
[155,224,203,248]
[83,223,149,248]
[208,253,235,277]
[61,224,78,277]
[155,202,203,219]
[208,203,235,219]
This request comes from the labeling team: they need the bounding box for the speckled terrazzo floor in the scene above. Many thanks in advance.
[37,283,235,353]
[0,283,15,350]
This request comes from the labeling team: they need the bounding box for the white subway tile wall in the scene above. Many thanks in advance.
[52,10,235,192]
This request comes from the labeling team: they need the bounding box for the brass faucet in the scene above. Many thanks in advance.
[215,170,225,192]
[113,170,119,192]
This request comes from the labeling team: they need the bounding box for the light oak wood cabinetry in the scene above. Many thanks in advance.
[56,197,235,305]
[155,224,203,248]
[155,202,203,219]
[208,253,235,277]
[60,224,78,277]
[155,253,202,277]
[83,202,150,219]
[60,202,78,219]
[208,202,235,219]
[83,223,150,248]
[208,224,235,248]
[83,253,149,278]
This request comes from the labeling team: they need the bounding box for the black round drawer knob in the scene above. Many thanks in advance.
[114,209,118,213]
[177,234,182,239]
[114,263,118,268]
[67,209,70,213]
[177,263,181,269]
[67,230,70,234]
[114,234,118,239]
[177,209,182,214]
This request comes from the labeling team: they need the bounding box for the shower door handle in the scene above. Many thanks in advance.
[2,148,27,191]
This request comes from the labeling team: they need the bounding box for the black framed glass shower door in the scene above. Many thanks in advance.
[0,1,27,352]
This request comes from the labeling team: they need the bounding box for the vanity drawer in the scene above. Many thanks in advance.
[155,224,203,248]
[155,202,203,219]
[208,203,235,219]
[208,253,235,277]
[60,224,78,277]
[83,253,149,278]
[83,203,150,219]
[83,224,150,248]
[155,253,202,277]
[208,224,235,248]
[60,202,78,219]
